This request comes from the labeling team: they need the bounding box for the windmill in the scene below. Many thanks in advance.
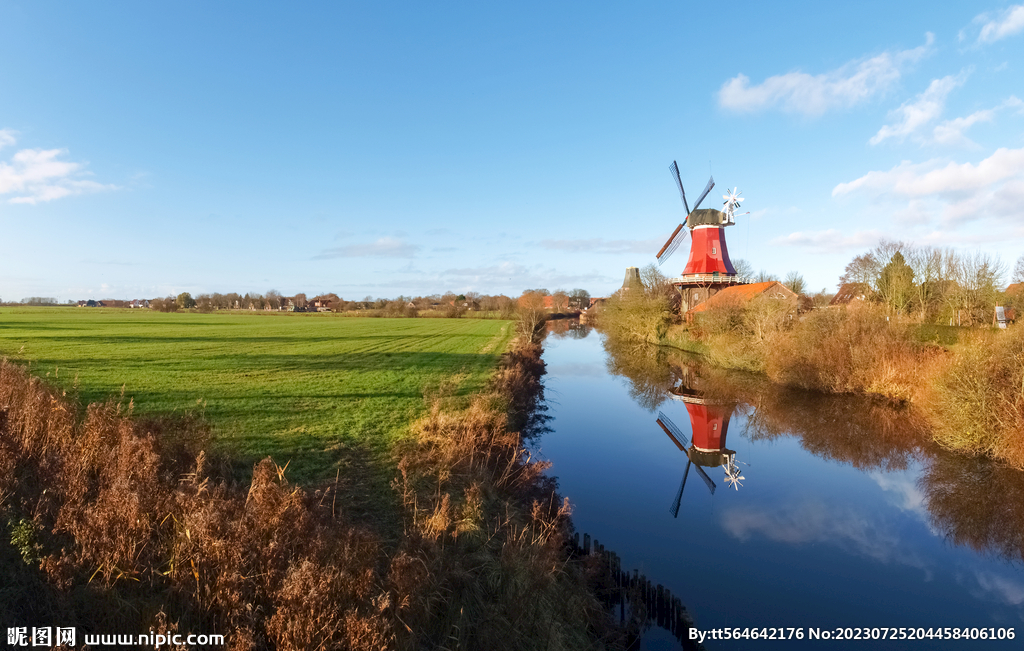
[655,161,716,266]
[655,161,750,315]
[657,411,717,518]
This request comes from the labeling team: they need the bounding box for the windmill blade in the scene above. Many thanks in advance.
[691,176,715,211]
[657,411,691,449]
[693,462,717,495]
[669,160,689,214]
[670,460,691,518]
[655,224,689,265]
[658,228,688,266]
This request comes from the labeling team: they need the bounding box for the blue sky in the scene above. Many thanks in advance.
[1,1,1022,301]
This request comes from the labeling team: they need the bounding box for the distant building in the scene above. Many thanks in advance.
[1006,283,1024,298]
[685,281,797,323]
[829,283,871,307]
[995,306,1016,328]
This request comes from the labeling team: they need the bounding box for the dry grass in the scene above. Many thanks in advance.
[927,326,1024,468]
[762,305,940,402]
[389,337,613,651]
[1,331,621,649]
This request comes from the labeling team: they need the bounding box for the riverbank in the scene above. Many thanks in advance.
[592,287,1024,470]
[0,325,628,649]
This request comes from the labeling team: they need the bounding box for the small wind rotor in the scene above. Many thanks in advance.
[722,187,744,224]
[656,161,715,266]
[723,457,746,491]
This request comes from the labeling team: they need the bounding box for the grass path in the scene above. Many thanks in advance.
[0,307,514,484]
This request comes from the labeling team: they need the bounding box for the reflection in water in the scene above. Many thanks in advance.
[542,322,1024,648]
[922,453,1024,564]
[597,335,1024,577]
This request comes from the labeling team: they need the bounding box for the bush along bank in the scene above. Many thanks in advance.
[593,288,1024,471]
[0,328,636,649]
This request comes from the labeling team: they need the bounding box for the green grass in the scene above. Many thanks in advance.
[0,307,514,482]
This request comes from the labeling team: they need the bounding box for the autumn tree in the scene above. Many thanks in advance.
[550,289,569,313]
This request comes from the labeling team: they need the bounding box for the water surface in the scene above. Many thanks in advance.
[540,321,1024,650]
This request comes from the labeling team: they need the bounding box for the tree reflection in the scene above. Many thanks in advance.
[921,453,1024,564]
[601,338,1024,563]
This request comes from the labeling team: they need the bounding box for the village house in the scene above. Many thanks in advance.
[685,281,798,323]
[829,282,871,307]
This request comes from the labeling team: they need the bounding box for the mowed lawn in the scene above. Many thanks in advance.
[0,307,514,481]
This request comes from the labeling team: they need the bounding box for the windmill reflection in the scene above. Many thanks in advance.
[658,365,744,517]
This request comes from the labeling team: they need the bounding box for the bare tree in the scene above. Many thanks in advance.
[783,271,806,295]
[1014,254,1024,283]
[550,289,568,313]
[839,253,880,287]
[732,258,754,280]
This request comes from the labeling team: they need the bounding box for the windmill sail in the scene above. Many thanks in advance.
[693,463,716,495]
[657,411,690,447]
[670,461,691,518]
[656,224,689,265]
[691,176,715,211]
[669,161,690,214]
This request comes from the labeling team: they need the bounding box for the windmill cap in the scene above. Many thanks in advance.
[688,208,730,227]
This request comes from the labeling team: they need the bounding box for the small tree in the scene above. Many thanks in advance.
[783,271,806,295]
[876,251,915,315]
[551,290,569,313]
[568,288,591,310]
[732,258,754,280]
[176,292,196,310]
[1013,254,1024,283]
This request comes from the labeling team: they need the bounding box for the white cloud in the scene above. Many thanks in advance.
[932,96,1024,147]
[833,147,1024,225]
[968,570,1024,606]
[870,73,968,145]
[771,229,884,252]
[722,501,930,572]
[0,129,16,150]
[539,237,662,254]
[962,4,1024,45]
[718,34,933,116]
[312,237,420,259]
[0,135,115,204]
[438,261,611,288]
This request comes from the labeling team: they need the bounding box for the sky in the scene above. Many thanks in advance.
[1,0,1023,301]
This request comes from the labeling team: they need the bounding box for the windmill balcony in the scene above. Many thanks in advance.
[669,273,751,285]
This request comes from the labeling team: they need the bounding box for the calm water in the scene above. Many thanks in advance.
[540,321,1024,650]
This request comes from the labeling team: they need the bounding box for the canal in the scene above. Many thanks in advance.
[540,320,1024,650]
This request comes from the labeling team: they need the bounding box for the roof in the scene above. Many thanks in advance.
[687,281,796,315]
[1007,283,1024,296]
[830,282,871,306]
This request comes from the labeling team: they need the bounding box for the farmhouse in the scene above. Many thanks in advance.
[685,281,798,323]
[830,283,871,307]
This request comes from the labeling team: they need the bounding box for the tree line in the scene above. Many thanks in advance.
[838,240,1014,326]
[144,288,593,318]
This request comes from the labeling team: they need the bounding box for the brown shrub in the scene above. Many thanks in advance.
[928,326,1024,468]
[762,306,937,401]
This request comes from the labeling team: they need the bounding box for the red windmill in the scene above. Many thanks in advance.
[655,366,746,518]
[656,161,750,312]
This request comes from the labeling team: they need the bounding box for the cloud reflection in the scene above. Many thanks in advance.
[722,501,930,575]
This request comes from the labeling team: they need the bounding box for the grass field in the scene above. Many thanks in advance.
[0,307,514,482]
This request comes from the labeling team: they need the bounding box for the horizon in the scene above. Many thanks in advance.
[2,1,1023,303]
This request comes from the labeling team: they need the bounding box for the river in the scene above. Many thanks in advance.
[539,320,1024,650]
